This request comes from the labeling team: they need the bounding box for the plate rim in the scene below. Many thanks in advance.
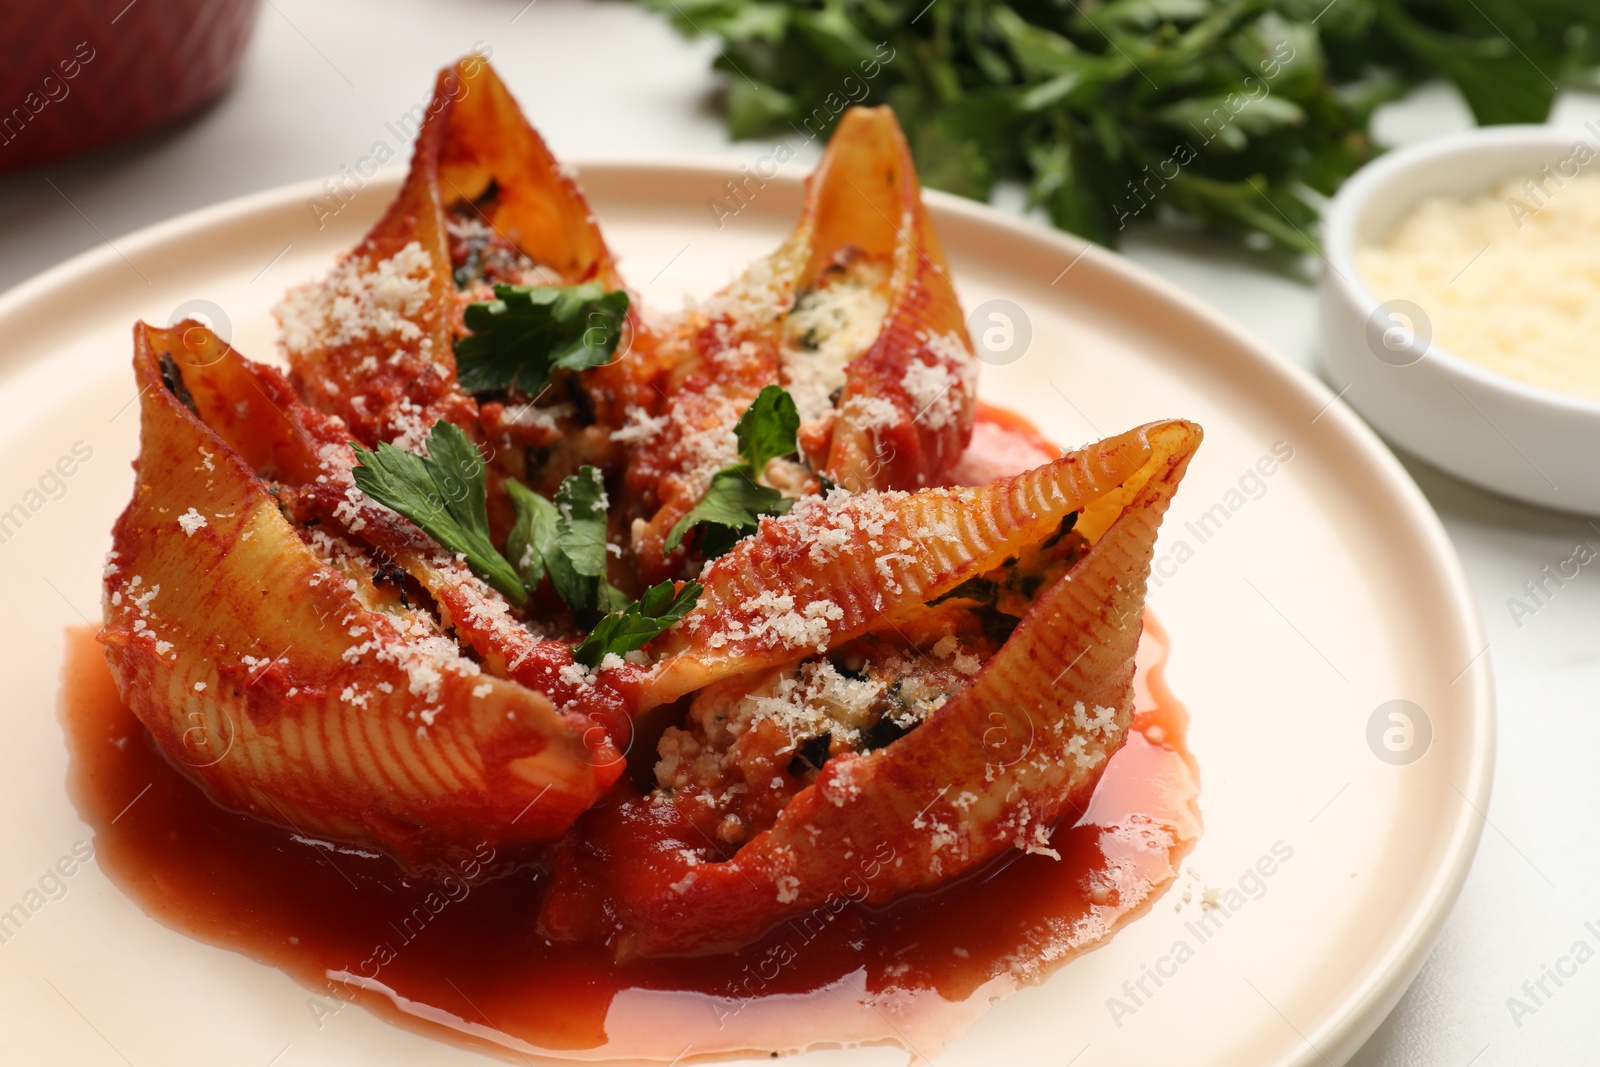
[0,160,1494,1066]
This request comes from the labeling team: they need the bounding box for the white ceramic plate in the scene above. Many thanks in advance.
[0,163,1491,1067]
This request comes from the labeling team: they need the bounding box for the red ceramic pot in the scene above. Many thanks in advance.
[0,0,261,172]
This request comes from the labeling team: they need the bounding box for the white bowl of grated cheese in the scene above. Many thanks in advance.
[1320,124,1600,513]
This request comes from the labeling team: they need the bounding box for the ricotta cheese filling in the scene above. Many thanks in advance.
[780,253,892,425]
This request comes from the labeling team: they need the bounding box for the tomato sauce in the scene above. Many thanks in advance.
[58,413,1201,1061]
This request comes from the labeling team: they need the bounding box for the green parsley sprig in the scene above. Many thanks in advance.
[455,283,629,397]
[351,420,527,603]
[506,466,630,628]
[509,470,702,658]
[574,579,704,666]
[352,423,701,659]
[666,384,801,556]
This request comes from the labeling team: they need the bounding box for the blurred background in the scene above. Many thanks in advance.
[2,1,1598,1063]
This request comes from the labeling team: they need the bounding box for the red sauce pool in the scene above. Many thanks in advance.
[58,412,1201,1061]
[946,403,1062,487]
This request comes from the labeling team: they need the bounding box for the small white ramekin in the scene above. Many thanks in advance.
[1320,124,1600,513]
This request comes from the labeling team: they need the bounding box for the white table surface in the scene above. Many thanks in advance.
[4,1,1598,1064]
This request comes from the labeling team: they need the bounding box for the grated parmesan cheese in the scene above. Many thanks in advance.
[841,394,902,433]
[901,357,957,429]
[610,405,669,444]
[177,509,208,536]
[737,591,844,653]
[276,241,434,355]
[1357,172,1600,399]
[775,874,801,904]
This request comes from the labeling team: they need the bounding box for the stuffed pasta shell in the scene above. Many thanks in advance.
[622,105,979,581]
[100,323,622,862]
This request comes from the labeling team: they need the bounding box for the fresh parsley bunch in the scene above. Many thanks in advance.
[642,0,1600,254]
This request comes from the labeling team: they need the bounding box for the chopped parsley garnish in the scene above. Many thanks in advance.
[788,730,833,776]
[863,716,907,751]
[667,466,795,556]
[351,420,527,604]
[734,383,802,471]
[351,428,695,660]
[352,428,694,668]
[666,385,801,555]
[574,578,703,666]
[932,575,998,608]
[504,479,557,587]
[506,466,629,628]
[455,283,629,397]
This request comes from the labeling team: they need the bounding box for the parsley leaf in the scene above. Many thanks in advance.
[504,478,558,588]
[351,420,526,604]
[665,385,800,554]
[735,384,802,471]
[506,467,630,627]
[573,579,704,666]
[666,467,794,554]
[506,472,699,660]
[455,283,629,397]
